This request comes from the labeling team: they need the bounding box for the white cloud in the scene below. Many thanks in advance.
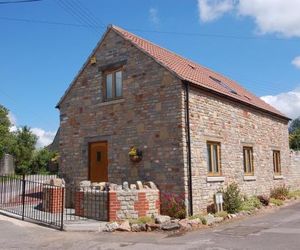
[197,0,300,37]
[149,7,160,24]
[7,112,56,148]
[261,88,300,119]
[292,56,300,69]
[31,128,56,149]
[238,0,300,37]
[197,0,235,22]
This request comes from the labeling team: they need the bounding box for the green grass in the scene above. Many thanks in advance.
[129,216,154,225]
[270,198,284,206]
[188,214,207,225]
[288,190,300,199]
[215,211,228,219]
[240,196,262,212]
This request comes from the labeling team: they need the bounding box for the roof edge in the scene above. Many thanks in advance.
[185,80,291,121]
[55,25,114,109]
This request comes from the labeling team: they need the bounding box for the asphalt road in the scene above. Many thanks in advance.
[0,202,300,250]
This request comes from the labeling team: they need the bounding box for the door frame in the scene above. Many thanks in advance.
[88,141,108,182]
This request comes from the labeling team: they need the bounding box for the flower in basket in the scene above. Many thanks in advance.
[129,146,143,162]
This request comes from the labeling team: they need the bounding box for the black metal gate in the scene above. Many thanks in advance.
[0,175,110,230]
[0,175,64,230]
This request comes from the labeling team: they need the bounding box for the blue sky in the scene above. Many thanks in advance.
[1,0,300,147]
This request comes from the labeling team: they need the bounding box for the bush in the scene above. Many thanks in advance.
[257,195,270,206]
[270,185,289,200]
[270,198,283,206]
[188,214,207,225]
[215,211,228,219]
[160,193,186,219]
[222,183,242,214]
[240,196,262,211]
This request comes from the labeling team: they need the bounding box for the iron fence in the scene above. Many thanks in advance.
[0,175,109,230]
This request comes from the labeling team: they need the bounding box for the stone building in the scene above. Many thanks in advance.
[56,25,294,215]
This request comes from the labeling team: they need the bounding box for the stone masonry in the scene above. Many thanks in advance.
[75,181,160,221]
[58,28,185,196]
[57,26,299,215]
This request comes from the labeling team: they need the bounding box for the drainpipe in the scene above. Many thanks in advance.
[184,81,193,216]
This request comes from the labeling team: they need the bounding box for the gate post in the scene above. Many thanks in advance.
[21,174,26,220]
[60,187,65,231]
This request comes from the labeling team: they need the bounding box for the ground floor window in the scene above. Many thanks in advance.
[243,147,254,175]
[207,141,221,176]
[273,150,281,175]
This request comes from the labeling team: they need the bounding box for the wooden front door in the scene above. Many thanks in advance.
[89,142,108,182]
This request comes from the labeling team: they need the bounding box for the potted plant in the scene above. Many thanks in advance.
[129,146,143,162]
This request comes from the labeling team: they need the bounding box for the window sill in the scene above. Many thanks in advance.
[207,176,225,182]
[243,175,256,181]
[98,98,124,107]
[273,175,284,180]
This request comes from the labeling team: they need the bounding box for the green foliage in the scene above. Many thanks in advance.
[287,190,300,199]
[270,198,283,206]
[11,126,37,174]
[257,195,270,206]
[0,105,14,159]
[188,214,207,225]
[129,216,154,225]
[240,196,262,211]
[29,149,57,174]
[161,193,186,219]
[270,185,289,201]
[215,211,228,219]
[222,183,242,214]
[289,118,300,150]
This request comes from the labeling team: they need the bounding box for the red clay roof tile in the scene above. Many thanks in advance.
[112,25,288,120]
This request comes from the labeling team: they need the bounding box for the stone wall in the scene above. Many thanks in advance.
[58,28,185,196]
[75,181,160,221]
[186,87,290,213]
[0,154,15,175]
[288,151,300,190]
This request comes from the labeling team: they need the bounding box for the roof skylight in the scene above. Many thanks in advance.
[209,76,238,95]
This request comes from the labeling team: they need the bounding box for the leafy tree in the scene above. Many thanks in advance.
[289,118,300,150]
[0,105,14,159]
[289,117,300,134]
[11,126,37,174]
[29,149,57,174]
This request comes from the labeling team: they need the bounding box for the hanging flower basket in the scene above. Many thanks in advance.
[129,146,143,163]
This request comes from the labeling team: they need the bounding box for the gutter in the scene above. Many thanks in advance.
[184,81,193,216]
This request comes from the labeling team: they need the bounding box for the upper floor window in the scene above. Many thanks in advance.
[243,147,254,175]
[273,150,281,175]
[207,141,221,176]
[104,69,123,101]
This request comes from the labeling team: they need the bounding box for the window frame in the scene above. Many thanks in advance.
[243,146,254,176]
[207,141,222,176]
[273,150,281,175]
[103,68,123,101]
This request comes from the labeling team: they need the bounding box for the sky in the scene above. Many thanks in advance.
[1,0,300,147]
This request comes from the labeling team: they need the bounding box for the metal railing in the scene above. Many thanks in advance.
[0,175,109,230]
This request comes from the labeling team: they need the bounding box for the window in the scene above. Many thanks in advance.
[104,69,123,101]
[207,141,221,176]
[273,150,281,175]
[209,76,238,95]
[243,147,254,175]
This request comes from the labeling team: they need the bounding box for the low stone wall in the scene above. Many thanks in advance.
[76,181,160,221]
[288,151,300,190]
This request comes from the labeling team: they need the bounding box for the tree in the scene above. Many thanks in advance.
[289,118,300,150]
[29,149,57,174]
[11,126,37,174]
[289,117,300,133]
[0,105,14,159]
